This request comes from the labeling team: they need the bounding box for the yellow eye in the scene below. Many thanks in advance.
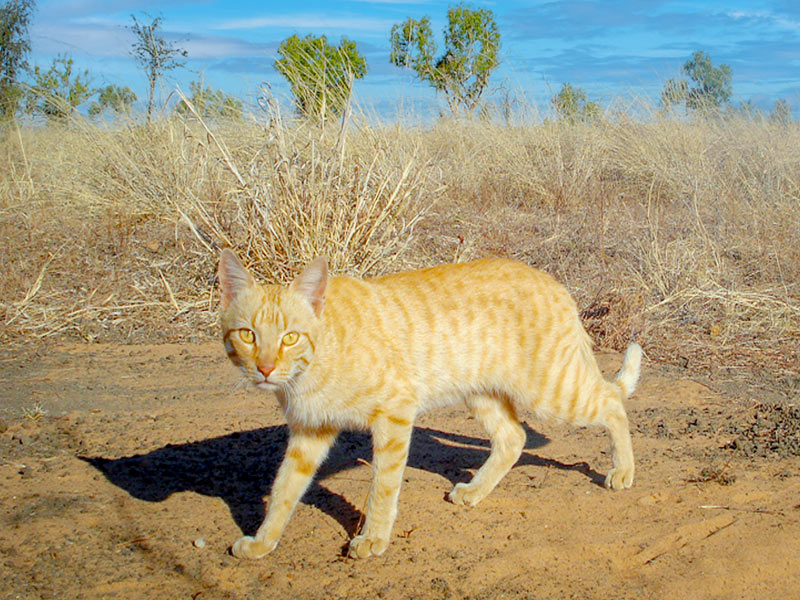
[239,329,255,344]
[282,331,299,346]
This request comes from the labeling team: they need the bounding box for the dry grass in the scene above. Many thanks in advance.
[1,101,798,398]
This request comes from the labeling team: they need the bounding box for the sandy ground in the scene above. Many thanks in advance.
[1,342,798,600]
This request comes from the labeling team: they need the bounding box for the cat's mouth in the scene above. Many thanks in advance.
[254,375,283,391]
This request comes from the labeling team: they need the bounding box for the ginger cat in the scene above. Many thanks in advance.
[218,250,641,559]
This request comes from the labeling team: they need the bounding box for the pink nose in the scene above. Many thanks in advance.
[257,364,275,379]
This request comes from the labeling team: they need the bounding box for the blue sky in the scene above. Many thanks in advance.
[28,0,800,118]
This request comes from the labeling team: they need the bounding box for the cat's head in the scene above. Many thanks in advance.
[217,250,327,391]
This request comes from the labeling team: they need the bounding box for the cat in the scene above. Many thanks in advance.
[217,249,642,559]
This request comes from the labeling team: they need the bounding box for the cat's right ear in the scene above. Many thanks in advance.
[218,249,256,310]
[290,257,328,317]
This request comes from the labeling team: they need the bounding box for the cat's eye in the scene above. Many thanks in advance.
[238,329,255,344]
[282,331,300,346]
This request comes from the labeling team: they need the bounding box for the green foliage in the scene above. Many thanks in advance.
[24,54,94,120]
[552,82,601,124]
[275,34,366,120]
[177,80,243,120]
[659,78,688,110]
[390,3,500,114]
[661,51,732,113]
[129,14,187,122]
[389,16,436,79]
[89,84,137,116]
[683,51,732,110]
[0,0,35,119]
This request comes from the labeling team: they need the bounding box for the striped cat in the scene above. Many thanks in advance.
[218,250,642,559]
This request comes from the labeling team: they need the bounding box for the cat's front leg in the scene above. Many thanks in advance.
[232,425,337,559]
[349,414,413,558]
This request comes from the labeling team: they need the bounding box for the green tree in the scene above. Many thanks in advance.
[24,54,94,120]
[661,51,731,113]
[659,77,688,110]
[0,0,35,119]
[275,33,366,120]
[390,3,500,114]
[176,79,243,120]
[551,82,601,124]
[129,14,187,123]
[89,84,137,116]
[683,51,732,110]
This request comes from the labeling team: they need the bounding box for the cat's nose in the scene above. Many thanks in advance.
[257,364,275,379]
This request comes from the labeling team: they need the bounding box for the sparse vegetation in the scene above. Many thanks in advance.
[551,83,601,124]
[275,34,366,120]
[661,50,732,113]
[390,3,500,114]
[0,0,35,119]
[128,13,187,123]
[22,402,47,421]
[24,54,93,120]
[176,80,242,120]
[0,99,797,396]
[89,84,137,117]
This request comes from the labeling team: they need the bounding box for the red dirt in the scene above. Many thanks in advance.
[1,342,798,599]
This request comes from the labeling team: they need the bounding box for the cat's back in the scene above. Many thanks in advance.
[322,258,578,336]
[314,258,592,407]
[371,258,572,307]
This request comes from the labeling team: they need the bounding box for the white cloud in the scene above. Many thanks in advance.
[31,18,272,61]
[727,9,800,30]
[31,21,132,58]
[217,14,394,32]
[183,35,274,59]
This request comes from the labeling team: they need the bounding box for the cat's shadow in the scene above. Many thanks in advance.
[83,424,605,542]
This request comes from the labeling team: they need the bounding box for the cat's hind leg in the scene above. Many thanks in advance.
[599,387,634,490]
[449,394,525,507]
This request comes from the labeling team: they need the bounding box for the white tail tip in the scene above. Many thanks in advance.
[614,343,642,398]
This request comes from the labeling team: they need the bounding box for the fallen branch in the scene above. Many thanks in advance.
[699,504,784,516]
[632,513,737,565]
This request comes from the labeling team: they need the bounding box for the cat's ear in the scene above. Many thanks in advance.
[218,249,256,310]
[290,257,327,316]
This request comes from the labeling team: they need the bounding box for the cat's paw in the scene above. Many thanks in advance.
[448,482,486,506]
[231,536,276,559]
[604,466,634,490]
[348,534,389,559]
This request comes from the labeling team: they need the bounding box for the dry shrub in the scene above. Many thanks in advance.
[0,102,797,397]
[0,105,437,341]
[411,111,799,383]
[181,98,437,283]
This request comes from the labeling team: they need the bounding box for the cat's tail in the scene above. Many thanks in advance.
[612,343,642,399]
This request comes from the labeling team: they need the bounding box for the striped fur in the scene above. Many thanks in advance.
[218,250,642,559]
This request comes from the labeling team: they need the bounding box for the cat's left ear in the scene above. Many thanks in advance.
[290,257,327,316]
[218,249,256,310]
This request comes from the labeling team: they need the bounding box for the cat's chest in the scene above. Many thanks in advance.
[278,364,379,429]
[279,384,372,430]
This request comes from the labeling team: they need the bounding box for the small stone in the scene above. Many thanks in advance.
[12,433,29,446]
[193,537,206,549]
